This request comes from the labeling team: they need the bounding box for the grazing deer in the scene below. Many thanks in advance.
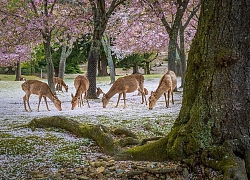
[53,77,68,92]
[148,70,177,110]
[21,80,62,112]
[97,87,104,97]
[102,74,147,108]
[71,75,90,110]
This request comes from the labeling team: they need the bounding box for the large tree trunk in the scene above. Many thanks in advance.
[119,0,250,178]
[87,0,126,98]
[43,38,56,94]
[87,39,100,98]
[98,53,108,76]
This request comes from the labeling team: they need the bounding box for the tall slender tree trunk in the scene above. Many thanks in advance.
[15,60,21,81]
[102,35,115,83]
[121,0,250,178]
[58,44,72,79]
[177,27,187,88]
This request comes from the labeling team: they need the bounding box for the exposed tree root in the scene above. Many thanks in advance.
[27,116,120,156]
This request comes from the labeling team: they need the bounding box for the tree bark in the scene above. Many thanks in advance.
[117,0,250,179]
[43,37,56,94]
[132,64,139,74]
[58,43,72,79]
[87,0,126,98]
[177,27,186,88]
[87,39,100,98]
[98,53,108,76]
[101,35,115,83]
[15,60,21,81]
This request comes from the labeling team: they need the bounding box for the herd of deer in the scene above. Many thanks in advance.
[21,70,177,112]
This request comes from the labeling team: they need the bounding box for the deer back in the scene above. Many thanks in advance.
[166,70,177,90]
[22,80,46,95]
[74,75,89,96]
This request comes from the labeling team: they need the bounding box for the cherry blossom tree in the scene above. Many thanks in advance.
[0,0,88,92]
[85,0,127,98]
[111,0,200,85]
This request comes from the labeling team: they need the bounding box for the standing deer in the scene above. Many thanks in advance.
[102,74,147,108]
[21,80,62,112]
[53,77,68,92]
[148,70,177,110]
[71,75,90,110]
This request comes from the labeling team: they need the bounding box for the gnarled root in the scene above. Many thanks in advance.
[27,116,120,156]
[201,146,248,179]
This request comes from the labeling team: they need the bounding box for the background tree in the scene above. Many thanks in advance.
[0,0,87,92]
[101,34,115,84]
[112,0,199,86]
[118,0,250,178]
[86,0,127,99]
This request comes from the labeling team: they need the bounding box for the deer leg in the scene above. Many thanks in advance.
[115,93,122,108]
[140,89,147,105]
[123,93,127,108]
[26,93,32,112]
[43,96,50,111]
[171,91,174,104]
[37,94,43,111]
[85,92,90,108]
[23,95,28,111]
[167,91,171,107]
[163,93,169,108]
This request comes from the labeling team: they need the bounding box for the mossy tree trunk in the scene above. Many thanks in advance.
[121,0,250,178]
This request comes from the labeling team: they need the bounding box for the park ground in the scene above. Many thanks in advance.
[0,64,218,179]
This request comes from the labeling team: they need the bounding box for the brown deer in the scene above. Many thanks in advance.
[102,74,147,108]
[21,80,62,112]
[53,77,68,92]
[97,87,104,97]
[148,70,177,110]
[71,75,90,110]
[138,87,148,95]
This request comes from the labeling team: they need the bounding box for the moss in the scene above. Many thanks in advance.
[122,137,169,161]
[0,136,34,155]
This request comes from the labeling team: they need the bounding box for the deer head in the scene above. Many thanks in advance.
[65,85,69,92]
[71,93,78,110]
[52,95,62,111]
[102,94,109,108]
[148,91,157,110]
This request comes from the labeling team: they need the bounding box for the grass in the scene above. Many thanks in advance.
[0,74,41,81]
[0,73,163,82]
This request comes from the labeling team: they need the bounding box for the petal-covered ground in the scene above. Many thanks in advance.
[0,72,193,179]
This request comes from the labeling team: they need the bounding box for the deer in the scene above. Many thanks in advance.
[138,87,148,95]
[71,75,90,110]
[148,70,177,110]
[102,74,147,108]
[21,80,62,112]
[97,87,105,97]
[53,77,68,93]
